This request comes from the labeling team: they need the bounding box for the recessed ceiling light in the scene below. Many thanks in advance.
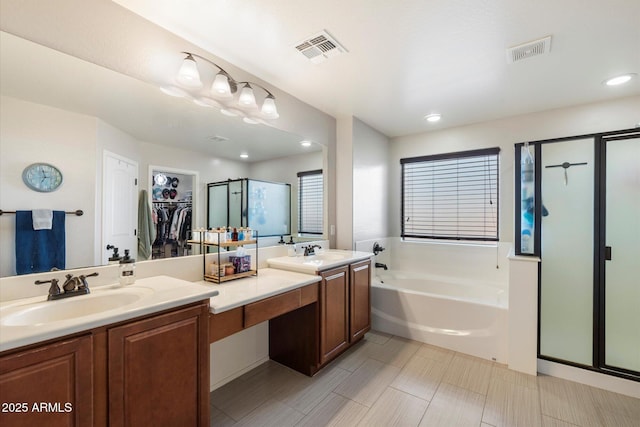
[243,117,259,125]
[193,97,222,108]
[424,113,441,123]
[159,85,189,98]
[604,73,636,86]
[240,153,249,159]
[300,140,312,147]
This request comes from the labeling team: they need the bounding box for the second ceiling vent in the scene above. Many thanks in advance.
[506,35,552,64]
[295,30,347,64]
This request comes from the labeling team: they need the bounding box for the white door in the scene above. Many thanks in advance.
[103,151,138,264]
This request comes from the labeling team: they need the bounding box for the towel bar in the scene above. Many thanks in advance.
[0,209,83,216]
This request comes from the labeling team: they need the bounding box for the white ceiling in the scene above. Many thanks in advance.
[114,0,640,137]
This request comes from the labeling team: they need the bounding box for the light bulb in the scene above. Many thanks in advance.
[211,73,232,98]
[238,84,257,109]
[176,54,202,88]
[261,95,279,119]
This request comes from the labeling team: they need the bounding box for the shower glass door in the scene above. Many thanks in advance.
[539,138,594,365]
[603,136,640,373]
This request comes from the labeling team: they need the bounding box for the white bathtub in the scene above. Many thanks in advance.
[372,270,509,363]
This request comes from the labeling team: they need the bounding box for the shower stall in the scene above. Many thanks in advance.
[515,128,639,381]
[207,178,291,237]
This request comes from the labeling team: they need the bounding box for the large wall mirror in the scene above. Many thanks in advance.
[0,32,327,277]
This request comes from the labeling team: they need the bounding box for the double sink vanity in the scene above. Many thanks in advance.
[0,248,372,426]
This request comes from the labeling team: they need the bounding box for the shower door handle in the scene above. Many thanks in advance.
[605,246,612,261]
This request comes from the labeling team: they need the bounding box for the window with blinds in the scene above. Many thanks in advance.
[297,170,323,235]
[401,148,499,241]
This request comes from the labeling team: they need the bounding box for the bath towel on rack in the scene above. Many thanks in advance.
[15,210,66,275]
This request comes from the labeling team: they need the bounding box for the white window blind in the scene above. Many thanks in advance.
[298,170,323,235]
[401,148,499,241]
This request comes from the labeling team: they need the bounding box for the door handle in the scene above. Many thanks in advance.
[605,246,612,261]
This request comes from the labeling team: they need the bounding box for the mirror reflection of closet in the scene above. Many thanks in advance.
[149,167,197,259]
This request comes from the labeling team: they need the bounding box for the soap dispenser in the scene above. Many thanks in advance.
[106,244,121,264]
[119,249,136,285]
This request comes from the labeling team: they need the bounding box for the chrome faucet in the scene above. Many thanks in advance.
[303,244,322,256]
[35,272,98,301]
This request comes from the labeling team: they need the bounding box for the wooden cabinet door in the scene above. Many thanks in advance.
[319,266,349,365]
[108,303,209,427]
[350,260,371,342]
[0,335,93,427]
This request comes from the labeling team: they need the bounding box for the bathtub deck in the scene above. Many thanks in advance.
[209,330,640,426]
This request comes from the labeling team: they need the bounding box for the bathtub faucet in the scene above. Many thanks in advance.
[375,262,388,270]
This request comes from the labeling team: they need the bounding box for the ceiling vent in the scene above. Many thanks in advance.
[295,30,347,64]
[506,36,552,64]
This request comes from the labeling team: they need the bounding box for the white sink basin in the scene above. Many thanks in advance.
[267,250,372,274]
[1,287,154,326]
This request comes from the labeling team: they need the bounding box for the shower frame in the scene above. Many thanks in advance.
[514,127,640,383]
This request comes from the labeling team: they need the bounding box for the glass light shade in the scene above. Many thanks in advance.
[238,84,257,109]
[261,96,279,119]
[176,55,202,88]
[211,73,233,98]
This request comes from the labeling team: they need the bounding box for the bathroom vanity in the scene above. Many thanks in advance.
[208,251,373,376]
[0,276,217,427]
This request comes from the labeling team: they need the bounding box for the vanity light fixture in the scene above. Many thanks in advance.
[424,113,441,123]
[300,140,312,147]
[603,73,636,86]
[240,153,249,159]
[168,51,280,122]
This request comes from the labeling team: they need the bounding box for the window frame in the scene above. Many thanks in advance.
[400,147,500,242]
[297,169,323,235]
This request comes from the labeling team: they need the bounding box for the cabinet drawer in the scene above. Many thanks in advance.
[300,282,318,306]
[209,307,244,343]
[244,289,301,328]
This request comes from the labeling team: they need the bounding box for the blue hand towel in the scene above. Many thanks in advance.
[15,210,66,275]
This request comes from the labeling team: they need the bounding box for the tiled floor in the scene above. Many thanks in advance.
[209,331,640,427]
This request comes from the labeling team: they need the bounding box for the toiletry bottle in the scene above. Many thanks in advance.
[238,228,245,241]
[232,227,238,241]
[119,249,136,285]
[245,227,252,241]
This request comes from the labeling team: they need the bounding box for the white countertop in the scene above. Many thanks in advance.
[0,275,218,353]
[201,268,321,314]
[266,250,373,274]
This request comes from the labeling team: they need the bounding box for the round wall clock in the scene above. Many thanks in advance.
[22,163,64,192]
